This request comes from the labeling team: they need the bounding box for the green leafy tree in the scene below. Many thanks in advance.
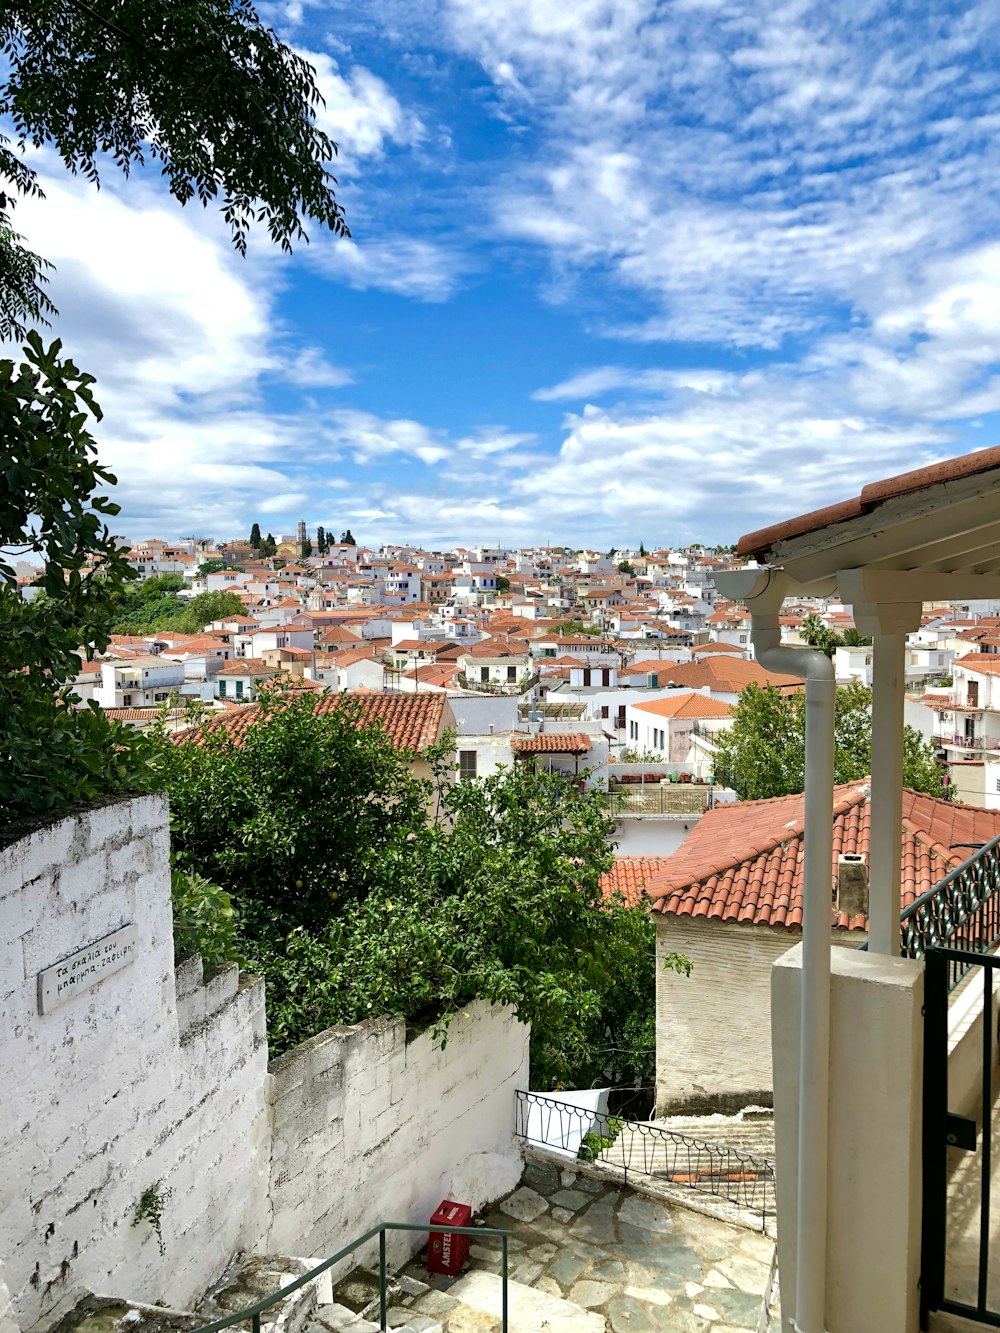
[195,559,227,577]
[639,541,647,557]
[800,612,843,658]
[495,575,511,594]
[249,523,261,550]
[714,682,948,800]
[316,525,327,554]
[0,335,155,815]
[618,560,635,575]
[301,539,313,559]
[1,0,348,339]
[339,529,356,546]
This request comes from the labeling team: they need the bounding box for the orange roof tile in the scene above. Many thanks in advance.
[632,692,733,720]
[600,857,673,908]
[642,656,802,694]
[509,733,592,755]
[173,689,447,753]
[644,782,1000,931]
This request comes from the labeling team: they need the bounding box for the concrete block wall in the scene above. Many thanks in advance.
[267,1002,530,1273]
[0,797,271,1333]
[654,915,867,1114]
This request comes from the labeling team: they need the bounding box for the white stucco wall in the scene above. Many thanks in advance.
[0,798,530,1331]
[613,818,697,857]
[267,1003,529,1274]
[0,797,270,1332]
[654,915,863,1114]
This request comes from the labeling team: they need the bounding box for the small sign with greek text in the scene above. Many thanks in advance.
[37,924,137,1014]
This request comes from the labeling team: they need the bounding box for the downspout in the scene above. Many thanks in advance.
[715,568,834,1333]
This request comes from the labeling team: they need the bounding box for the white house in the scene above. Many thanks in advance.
[625,690,733,762]
[94,656,186,709]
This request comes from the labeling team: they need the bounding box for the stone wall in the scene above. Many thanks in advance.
[0,797,529,1333]
[655,915,864,1114]
[0,796,270,1333]
[267,1003,529,1274]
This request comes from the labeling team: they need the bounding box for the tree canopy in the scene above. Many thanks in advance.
[155,691,658,1086]
[713,681,948,801]
[0,335,156,815]
[0,0,348,338]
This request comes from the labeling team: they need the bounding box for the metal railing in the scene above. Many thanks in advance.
[514,1090,775,1231]
[895,833,1000,990]
[189,1221,511,1333]
[608,785,714,816]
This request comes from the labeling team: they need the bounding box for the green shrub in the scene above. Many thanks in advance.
[170,868,242,971]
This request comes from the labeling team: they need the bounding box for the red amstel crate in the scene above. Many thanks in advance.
[427,1199,472,1276]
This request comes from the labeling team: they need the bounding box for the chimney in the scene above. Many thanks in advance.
[836,854,868,919]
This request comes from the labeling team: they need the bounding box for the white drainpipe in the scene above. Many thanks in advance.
[716,568,834,1333]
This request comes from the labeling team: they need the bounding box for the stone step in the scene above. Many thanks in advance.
[196,1255,331,1333]
[409,1272,605,1333]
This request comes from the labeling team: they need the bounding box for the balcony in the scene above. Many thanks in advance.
[456,670,540,695]
[608,782,715,816]
[944,734,1000,751]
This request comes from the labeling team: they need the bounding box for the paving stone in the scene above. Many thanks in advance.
[567,1280,615,1309]
[408,1291,459,1318]
[398,1278,429,1297]
[736,1232,776,1264]
[618,1194,675,1235]
[526,1243,557,1263]
[709,1287,765,1326]
[522,1161,562,1194]
[533,1277,562,1299]
[606,1294,665,1332]
[447,1273,605,1333]
[573,1175,606,1194]
[703,1269,734,1289]
[507,1261,541,1285]
[548,1187,592,1212]
[386,1311,413,1328]
[559,1170,578,1188]
[623,1284,673,1308]
[589,1258,626,1283]
[498,1188,548,1223]
[550,1207,573,1225]
[693,1303,721,1321]
[548,1251,590,1286]
[714,1254,772,1293]
[568,1203,617,1244]
[404,1319,442,1333]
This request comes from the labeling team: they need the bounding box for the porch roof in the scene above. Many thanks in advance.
[735,445,1000,599]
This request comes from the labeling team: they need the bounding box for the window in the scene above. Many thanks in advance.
[218,680,227,696]
[153,692,168,702]
[740,634,748,643]
[235,680,244,698]
[507,665,517,681]
[459,750,477,781]
[969,680,980,707]
[123,694,132,706]
[481,666,490,683]
[996,777,1000,795]
[601,705,609,719]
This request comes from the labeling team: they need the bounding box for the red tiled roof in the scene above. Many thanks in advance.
[509,733,593,755]
[642,656,802,694]
[644,782,1000,931]
[219,660,277,676]
[600,857,673,908]
[632,692,733,720]
[738,445,1000,558]
[954,654,1000,675]
[173,690,447,752]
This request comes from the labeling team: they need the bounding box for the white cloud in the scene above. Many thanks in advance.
[259,492,311,514]
[276,345,354,389]
[298,51,425,164]
[309,236,462,301]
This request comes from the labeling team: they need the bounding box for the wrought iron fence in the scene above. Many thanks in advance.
[514,1090,775,1232]
[895,832,1000,990]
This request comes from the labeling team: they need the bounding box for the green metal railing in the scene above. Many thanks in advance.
[189,1221,511,1333]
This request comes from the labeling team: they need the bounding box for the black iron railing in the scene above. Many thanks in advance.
[895,833,1000,990]
[514,1090,775,1231]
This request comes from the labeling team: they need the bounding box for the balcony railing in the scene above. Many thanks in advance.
[895,833,1000,990]
[609,784,714,816]
[946,734,1000,751]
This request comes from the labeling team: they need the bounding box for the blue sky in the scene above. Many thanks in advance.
[13,0,1000,548]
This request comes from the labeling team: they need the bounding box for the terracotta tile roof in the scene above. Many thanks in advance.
[644,782,1000,931]
[509,733,593,755]
[642,656,803,694]
[100,707,166,720]
[600,857,673,908]
[219,660,277,676]
[173,690,447,752]
[632,692,734,720]
[738,445,1000,558]
[954,654,1000,675]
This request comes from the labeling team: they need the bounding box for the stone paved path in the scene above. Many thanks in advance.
[393,1157,779,1332]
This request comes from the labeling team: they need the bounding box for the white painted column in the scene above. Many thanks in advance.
[868,630,907,955]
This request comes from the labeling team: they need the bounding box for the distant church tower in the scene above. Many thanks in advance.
[297,518,308,557]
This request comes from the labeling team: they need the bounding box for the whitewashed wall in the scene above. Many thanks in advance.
[0,796,271,1333]
[267,1002,529,1274]
[654,915,864,1115]
[0,798,529,1333]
